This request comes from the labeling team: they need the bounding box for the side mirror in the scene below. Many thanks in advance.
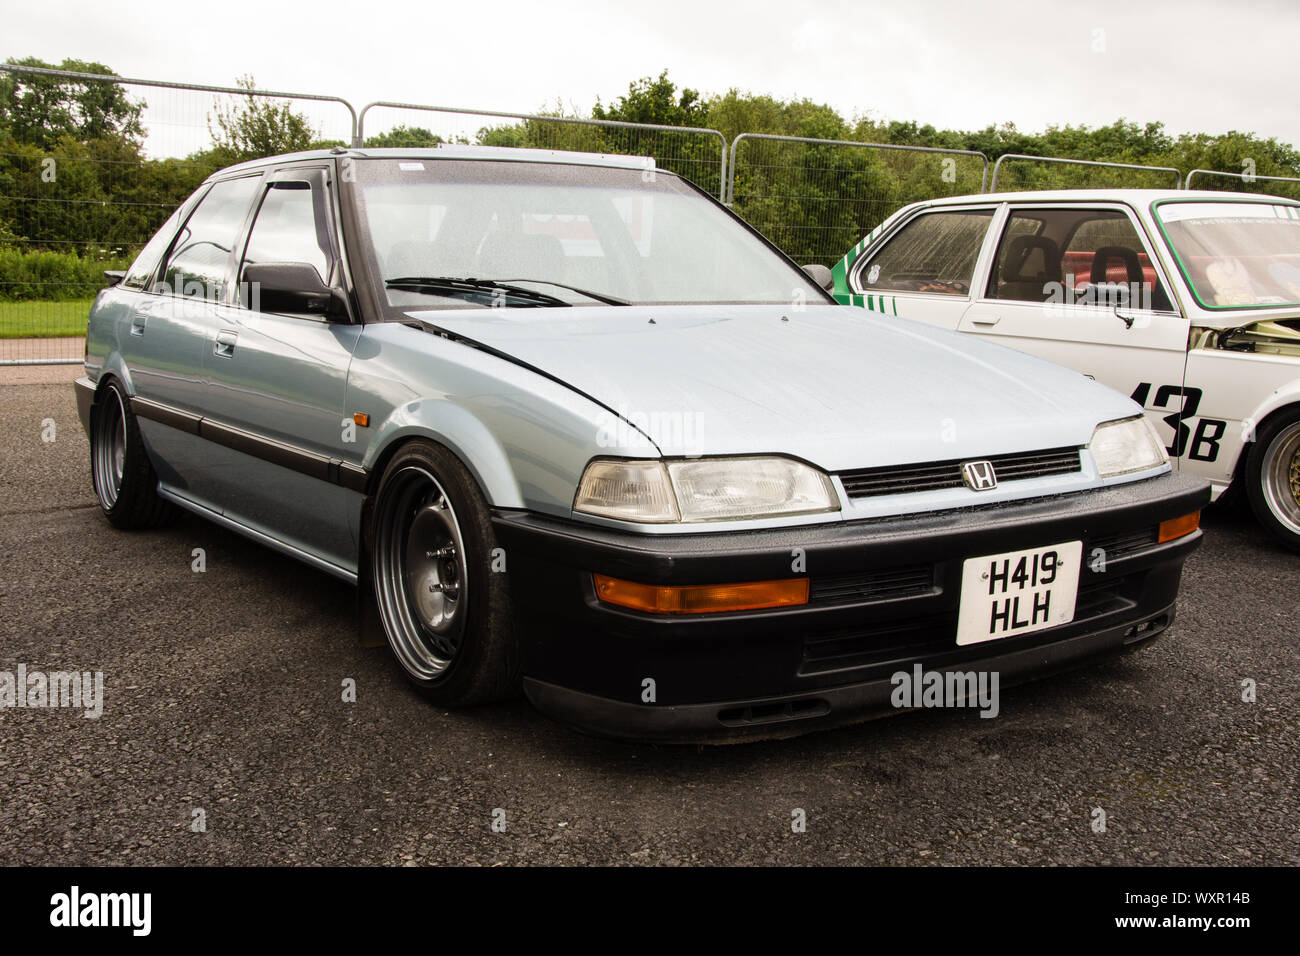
[103,270,125,287]
[242,262,347,319]
[802,263,834,292]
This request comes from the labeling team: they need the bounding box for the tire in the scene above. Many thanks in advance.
[370,439,519,705]
[90,379,174,530]
[1245,406,1300,553]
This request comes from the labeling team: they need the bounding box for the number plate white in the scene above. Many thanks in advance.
[956,541,1082,646]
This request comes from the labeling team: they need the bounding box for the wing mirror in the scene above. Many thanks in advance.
[802,263,834,292]
[242,262,348,319]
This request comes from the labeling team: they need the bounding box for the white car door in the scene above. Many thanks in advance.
[957,203,1194,460]
[847,205,999,330]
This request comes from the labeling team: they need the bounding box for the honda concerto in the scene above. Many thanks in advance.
[77,147,1208,741]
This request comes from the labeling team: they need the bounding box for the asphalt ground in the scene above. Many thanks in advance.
[0,377,1296,866]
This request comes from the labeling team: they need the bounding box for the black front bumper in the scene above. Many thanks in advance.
[492,472,1209,742]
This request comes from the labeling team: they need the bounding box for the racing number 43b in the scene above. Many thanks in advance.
[1130,383,1227,462]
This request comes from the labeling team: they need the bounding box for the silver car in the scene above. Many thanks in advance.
[76,146,1208,741]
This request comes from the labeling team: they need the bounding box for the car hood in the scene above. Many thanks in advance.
[410,304,1140,471]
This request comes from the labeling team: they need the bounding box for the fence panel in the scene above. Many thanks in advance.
[0,65,356,365]
[357,102,728,200]
[725,134,989,268]
[1185,168,1300,201]
[989,154,1181,192]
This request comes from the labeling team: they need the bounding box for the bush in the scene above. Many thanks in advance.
[0,245,133,300]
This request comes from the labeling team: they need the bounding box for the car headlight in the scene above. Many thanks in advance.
[575,456,840,523]
[1089,416,1168,477]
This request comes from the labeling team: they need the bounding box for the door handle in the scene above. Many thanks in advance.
[129,312,148,336]
[214,330,238,358]
[970,315,1002,327]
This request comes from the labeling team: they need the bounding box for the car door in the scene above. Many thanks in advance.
[847,205,998,329]
[958,203,1194,460]
[123,174,263,508]
[197,164,364,576]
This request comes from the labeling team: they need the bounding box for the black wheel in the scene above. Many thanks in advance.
[1245,406,1300,553]
[90,379,174,530]
[370,439,519,705]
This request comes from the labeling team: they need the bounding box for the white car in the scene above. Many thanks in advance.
[833,189,1300,551]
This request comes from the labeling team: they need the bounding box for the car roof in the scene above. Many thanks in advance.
[917,188,1300,206]
[209,144,658,180]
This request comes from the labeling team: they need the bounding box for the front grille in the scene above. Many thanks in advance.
[1088,526,1159,562]
[837,447,1082,499]
[810,564,936,605]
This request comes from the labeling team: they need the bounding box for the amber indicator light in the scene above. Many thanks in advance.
[592,574,810,614]
[1158,511,1200,543]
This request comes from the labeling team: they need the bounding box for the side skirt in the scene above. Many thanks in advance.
[156,484,358,585]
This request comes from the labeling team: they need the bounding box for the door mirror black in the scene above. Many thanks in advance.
[242,262,347,319]
[802,263,834,292]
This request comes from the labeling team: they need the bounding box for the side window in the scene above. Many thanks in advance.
[856,210,993,296]
[121,205,186,291]
[988,208,1170,309]
[159,176,260,301]
[240,181,333,297]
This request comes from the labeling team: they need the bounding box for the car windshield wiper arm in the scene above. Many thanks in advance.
[493,278,631,306]
[384,276,571,308]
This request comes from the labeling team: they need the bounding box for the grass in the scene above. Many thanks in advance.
[0,299,94,338]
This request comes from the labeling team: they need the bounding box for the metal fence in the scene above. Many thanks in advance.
[5,64,1300,364]
[0,64,357,365]
[989,153,1182,192]
[1184,167,1300,200]
[356,101,728,200]
[726,133,989,267]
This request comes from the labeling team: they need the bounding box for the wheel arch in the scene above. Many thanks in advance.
[1240,384,1300,478]
[360,405,524,509]
[95,350,137,399]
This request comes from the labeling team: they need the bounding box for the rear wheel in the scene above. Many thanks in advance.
[90,379,173,529]
[1245,407,1300,553]
[370,440,518,705]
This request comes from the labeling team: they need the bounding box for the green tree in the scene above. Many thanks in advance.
[593,70,709,128]
[207,75,317,164]
[363,124,444,148]
[0,56,144,149]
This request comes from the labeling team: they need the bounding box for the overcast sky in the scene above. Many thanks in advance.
[6,0,1298,153]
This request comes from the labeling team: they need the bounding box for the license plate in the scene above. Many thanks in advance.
[956,541,1082,646]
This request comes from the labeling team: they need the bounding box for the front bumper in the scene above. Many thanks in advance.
[492,472,1209,742]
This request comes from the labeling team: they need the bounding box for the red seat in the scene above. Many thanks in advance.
[1062,250,1156,289]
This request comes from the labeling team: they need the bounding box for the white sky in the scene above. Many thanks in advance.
[5,0,1298,154]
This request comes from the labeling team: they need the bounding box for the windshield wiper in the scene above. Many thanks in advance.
[385,276,571,308]
[493,278,630,306]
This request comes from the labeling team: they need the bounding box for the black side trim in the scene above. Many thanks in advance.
[129,395,368,492]
[130,395,200,435]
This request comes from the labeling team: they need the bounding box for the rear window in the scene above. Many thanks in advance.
[159,176,260,300]
[121,206,185,291]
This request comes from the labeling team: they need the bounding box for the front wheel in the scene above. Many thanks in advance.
[370,440,518,705]
[1245,407,1300,553]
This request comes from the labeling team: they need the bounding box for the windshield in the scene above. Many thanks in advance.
[352,157,823,311]
[1155,200,1300,309]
